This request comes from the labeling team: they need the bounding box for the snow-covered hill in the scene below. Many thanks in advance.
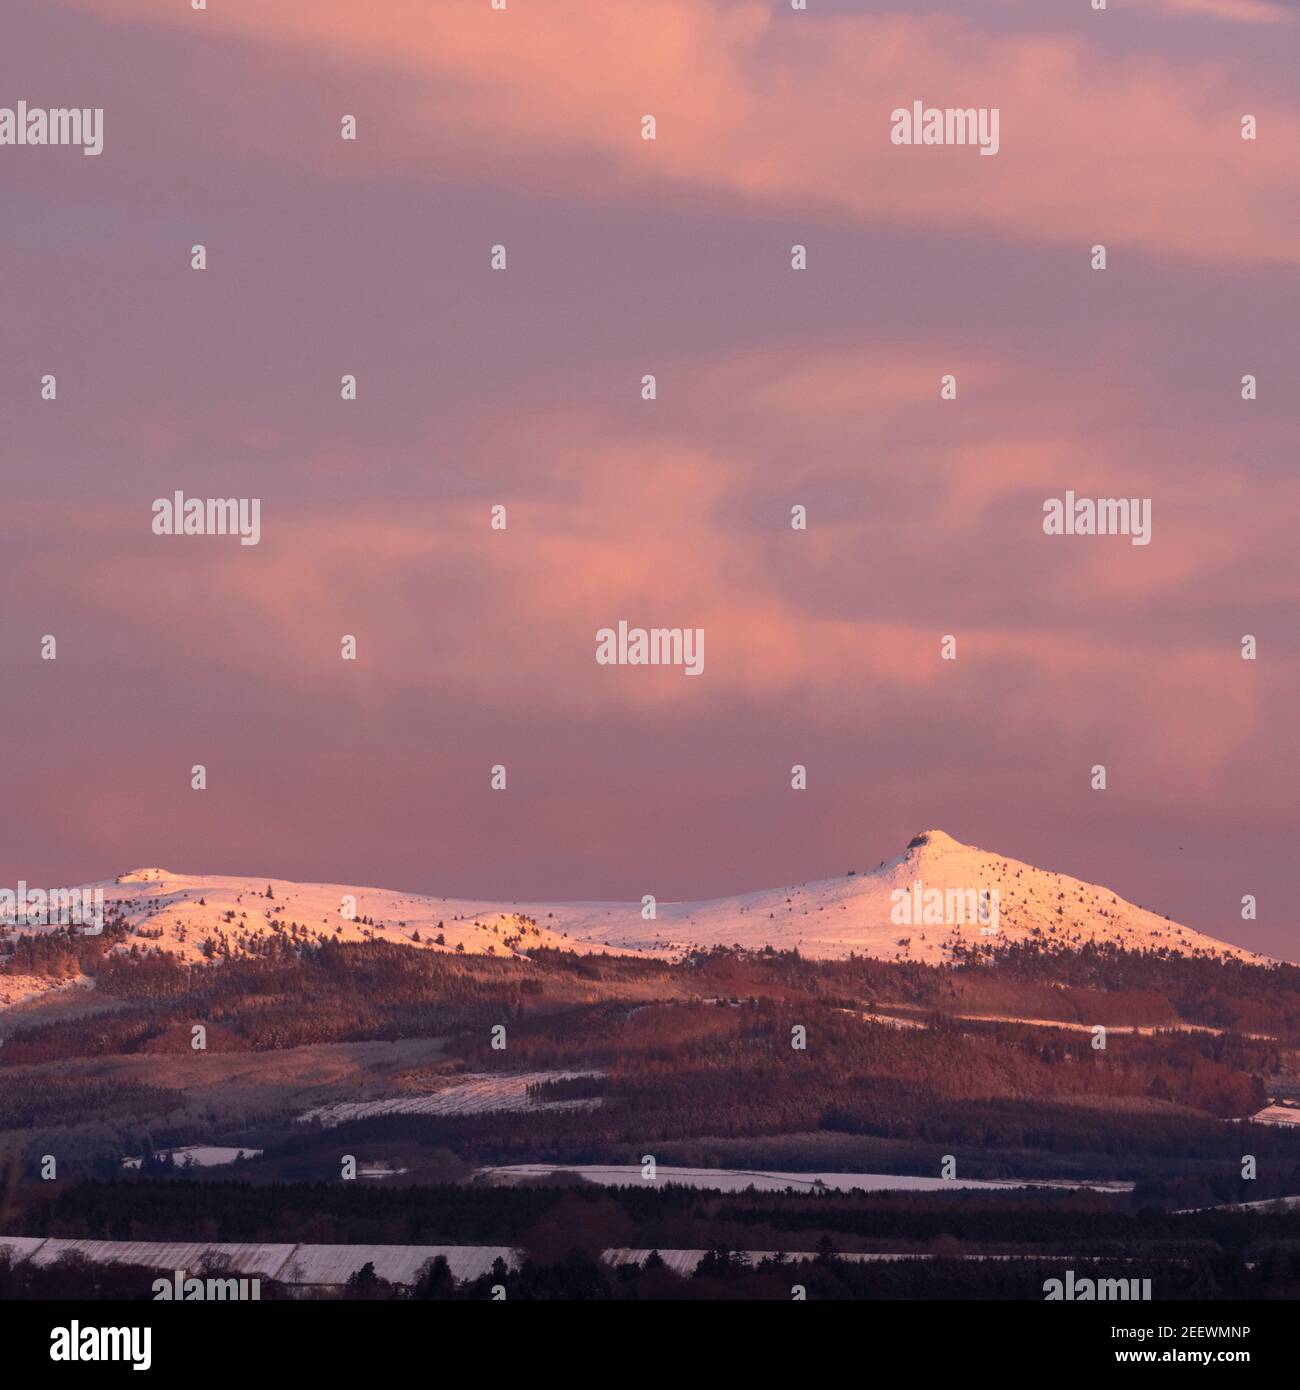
[0,831,1264,994]
[537,828,1264,963]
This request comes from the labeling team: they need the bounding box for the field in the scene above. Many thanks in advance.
[4,907,1300,1298]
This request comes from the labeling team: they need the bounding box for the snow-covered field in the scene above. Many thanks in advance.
[0,1237,518,1287]
[1184,1194,1300,1215]
[121,1145,261,1170]
[602,1249,1071,1274]
[869,1008,1269,1040]
[0,1237,1117,1288]
[1245,1105,1300,1128]
[297,1070,603,1126]
[474,1164,1134,1195]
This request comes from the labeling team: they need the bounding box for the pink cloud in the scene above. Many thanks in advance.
[67,0,1300,264]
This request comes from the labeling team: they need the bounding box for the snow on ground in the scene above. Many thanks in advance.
[1183,1195,1300,1214]
[34,866,607,967]
[474,1164,1134,1195]
[602,1249,913,1275]
[0,829,1265,1015]
[837,1009,927,1030]
[277,1242,516,1285]
[0,1237,1125,1288]
[602,1249,1073,1274]
[1245,1105,1300,1127]
[0,1237,293,1280]
[297,1070,603,1126]
[0,1238,518,1287]
[867,1008,1270,1040]
[121,1145,262,1170]
[0,973,92,1010]
[556,828,1261,964]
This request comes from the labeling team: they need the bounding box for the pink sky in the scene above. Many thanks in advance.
[3,0,1297,955]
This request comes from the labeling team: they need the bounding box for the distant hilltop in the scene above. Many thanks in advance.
[1,830,1261,987]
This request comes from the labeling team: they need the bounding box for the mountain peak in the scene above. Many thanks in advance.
[33,834,1262,975]
[904,829,964,853]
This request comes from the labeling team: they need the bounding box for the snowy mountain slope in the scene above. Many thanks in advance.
[543,828,1265,963]
[0,831,1265,989]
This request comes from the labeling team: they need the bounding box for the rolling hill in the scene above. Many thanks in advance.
[0,830,1264,1017]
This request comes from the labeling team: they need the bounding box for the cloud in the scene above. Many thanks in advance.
[10,333,1287,800]
[1159,0,1296,23]
[63,0,1300,264]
